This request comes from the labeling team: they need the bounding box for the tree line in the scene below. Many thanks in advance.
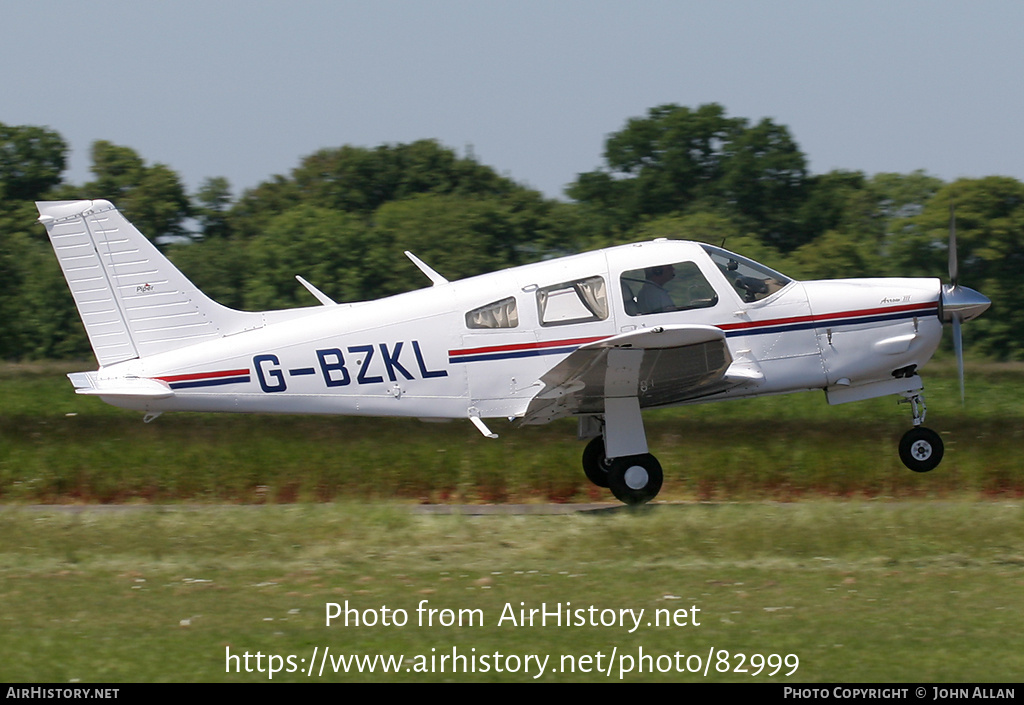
[2,103,1022,361]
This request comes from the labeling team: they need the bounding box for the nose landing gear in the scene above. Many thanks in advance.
[899,426,944,472]
[898,392,944,473]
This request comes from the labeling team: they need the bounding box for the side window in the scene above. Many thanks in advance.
[466,297,519,329]
[536,276,608,327]
[620,261,718,316]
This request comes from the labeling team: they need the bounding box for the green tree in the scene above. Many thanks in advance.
[787,228,884,280]
[869,170,944,222]
[87,140,145,196]
[290,139,522,214]
[367,194,522,299]
[243,205,371,309]
[785,170,944,280]
[0,123,67,201]
[192,176,234,239]
[892,177,1024,359]
[86,141,190,243]
[793,171,869,249]
[226,140,535,244]
[629,211,740,246]
[167,236,251,311]
[568,104,743,228]
[227,175,300,240]
[0,202,89,359]
[718,117,807,248]
[567,104,809,248]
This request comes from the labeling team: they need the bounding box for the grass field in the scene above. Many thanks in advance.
[0,503,1022,682]
[0,361,1022,682]
[1,360,1022,504]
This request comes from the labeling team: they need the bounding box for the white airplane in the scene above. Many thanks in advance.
[37,199,991,505]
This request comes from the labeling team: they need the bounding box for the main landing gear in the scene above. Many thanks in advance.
[580,388,946,503]
[582,436,664,506]
[898,392,944,473]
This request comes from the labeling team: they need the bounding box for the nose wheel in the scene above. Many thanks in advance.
[897,391,943,473]
[899,427,944,473]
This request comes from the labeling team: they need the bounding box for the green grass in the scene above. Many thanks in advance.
[1,362,1022,682]
[1,361,1022,503]
[0,502,1021,682]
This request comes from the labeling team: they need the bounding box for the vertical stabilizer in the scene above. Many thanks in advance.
[37,200,260,366]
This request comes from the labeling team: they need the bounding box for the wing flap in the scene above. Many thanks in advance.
[521,325,735,424]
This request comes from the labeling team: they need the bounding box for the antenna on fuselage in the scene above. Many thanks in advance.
[405,251,449,286]
[295,275,337,306]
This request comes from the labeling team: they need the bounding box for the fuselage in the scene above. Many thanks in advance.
[89,239,944,422]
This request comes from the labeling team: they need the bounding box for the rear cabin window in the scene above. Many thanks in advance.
[620,261,718,316]
[536,276,609,327]
[466,297,519,329]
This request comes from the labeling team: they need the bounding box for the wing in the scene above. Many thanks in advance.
[520,324,760,425]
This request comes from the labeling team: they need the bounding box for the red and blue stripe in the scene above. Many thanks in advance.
[155,368,251,390]
[447,301,939,363]
[719,301,938,338]
[448,336,607,364]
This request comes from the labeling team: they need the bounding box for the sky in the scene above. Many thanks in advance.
[4,0,1024,201]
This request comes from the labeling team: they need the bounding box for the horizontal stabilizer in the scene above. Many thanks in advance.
[68,371,174,399]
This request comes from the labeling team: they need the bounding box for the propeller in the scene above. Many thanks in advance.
[939,201,991,402]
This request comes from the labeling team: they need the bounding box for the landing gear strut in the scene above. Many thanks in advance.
[898,391,944,473]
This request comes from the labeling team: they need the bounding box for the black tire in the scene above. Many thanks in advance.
[582,436,611,488]
[607,454,663,505]
[899,427,944,473]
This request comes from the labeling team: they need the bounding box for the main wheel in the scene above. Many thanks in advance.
[899,427,944,473]
[607,454,663,505]
[581,436,611,488]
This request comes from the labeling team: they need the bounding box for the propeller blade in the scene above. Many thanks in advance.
[952,314,965,405]
[948,200,959,286]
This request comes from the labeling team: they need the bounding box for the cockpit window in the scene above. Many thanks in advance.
[620,261,718,316]
[700,244,792,303]
[466,297,519,329]
[536,276,609,326]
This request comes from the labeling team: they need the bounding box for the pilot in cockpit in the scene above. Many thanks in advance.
[636,264,676,314]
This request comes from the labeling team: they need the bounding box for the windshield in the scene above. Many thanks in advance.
[700,244,792,303]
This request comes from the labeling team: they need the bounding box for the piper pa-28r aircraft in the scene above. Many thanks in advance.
[37,199,991,505]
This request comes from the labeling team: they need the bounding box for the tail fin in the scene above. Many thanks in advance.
[37,200,261,367]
